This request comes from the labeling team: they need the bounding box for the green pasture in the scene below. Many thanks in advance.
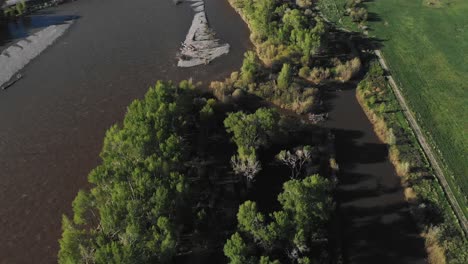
[319,0,468,217]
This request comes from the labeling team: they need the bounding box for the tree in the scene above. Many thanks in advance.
[231,152,262,181]
[277,63,292,90]
[225,175,333,262]
[241,51,260,84]
[225,108,278,181]
[277,145,314,179]
[224,233,254,264]
[246,0,277,39]
[278,175,332,236]
[237,201,277,250]
[259,256,281,264]
[224,108,278,151]
[58,81,195,263]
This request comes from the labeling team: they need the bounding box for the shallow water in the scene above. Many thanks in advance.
[0,0,250,262]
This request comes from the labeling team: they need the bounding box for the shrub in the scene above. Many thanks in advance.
[309,67,330,84]
[350,7,368,23]
[296,0,313,8]
[335,58,361,82]
[299,66,311,79]
[210,80,234,103]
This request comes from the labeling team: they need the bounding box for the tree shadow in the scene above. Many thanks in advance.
[366,12,382,22]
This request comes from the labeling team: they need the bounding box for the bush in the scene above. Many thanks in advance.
[334,57,361,82]
[350,7,368,23]
[296,0,313,8]
[299,66,311,79]
[310,67,331,84]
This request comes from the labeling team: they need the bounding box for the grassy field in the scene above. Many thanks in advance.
[319,0,468,219]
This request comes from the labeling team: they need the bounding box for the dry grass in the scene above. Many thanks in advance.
[423,227,447,264]
[404,187,417,203]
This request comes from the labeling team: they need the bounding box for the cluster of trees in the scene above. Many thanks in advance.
[222,107,333,263]
[212,2,362,117]
[224,108,279,182]
[229,0,326,66]
[224,174,333,263]
[59,81,202,263]
[58,79,335,263]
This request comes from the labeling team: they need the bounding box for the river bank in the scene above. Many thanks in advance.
[0,20,72,88]
[0,0,250,263]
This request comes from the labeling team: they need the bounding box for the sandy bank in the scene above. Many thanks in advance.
[0,20,72,88]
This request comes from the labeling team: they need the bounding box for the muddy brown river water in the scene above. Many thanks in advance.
[0,0,250,263]
[0,0,428,263]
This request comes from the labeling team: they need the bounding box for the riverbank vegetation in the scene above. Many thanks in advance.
[357,61,467,263]
[58,75,336,263]
[2,0,27,17]
[1,0,66,19]
[213,0,361,115]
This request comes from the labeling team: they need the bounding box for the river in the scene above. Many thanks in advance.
[0,0,250,263]
[325,85,427,263]
[1,0,429,263]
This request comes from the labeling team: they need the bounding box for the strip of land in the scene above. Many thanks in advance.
[0,21,72,88]
[375,49,468,234]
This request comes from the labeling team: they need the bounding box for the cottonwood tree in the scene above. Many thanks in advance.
[225,175,333,263]
[231,152,262,182]
[224,108,278,150]
[276,145,314,179]
[58,81,195,264]
[224,232,255,264]
[224,108,279,181]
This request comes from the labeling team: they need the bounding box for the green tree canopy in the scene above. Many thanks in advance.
[59,81,196,264]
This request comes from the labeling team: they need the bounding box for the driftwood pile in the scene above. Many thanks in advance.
[308,113,328,124]
[177,0,230,67]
